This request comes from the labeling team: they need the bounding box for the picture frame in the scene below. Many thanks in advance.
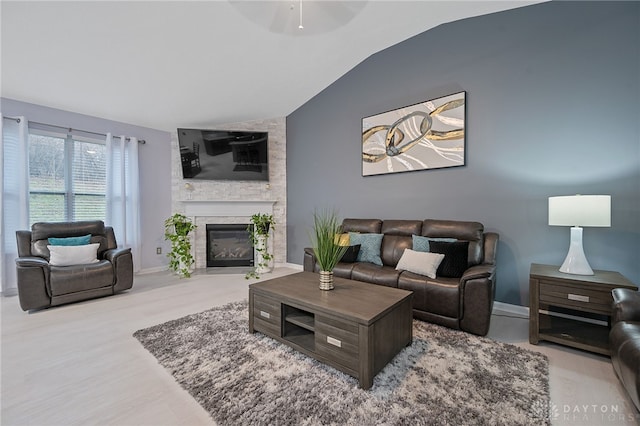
[361,91,466,177]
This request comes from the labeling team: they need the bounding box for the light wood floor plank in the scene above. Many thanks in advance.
[2,268,638,425]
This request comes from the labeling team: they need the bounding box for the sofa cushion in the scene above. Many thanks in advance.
[398,273,460,317]
[351,263,400,287]
[48,243,100,266]
[395,249,444,279]
[341,219,382,234]
[340,245,361,263]
[422,219,484,266]
[349,232,383,266]
[430,241,469,278]
[332,262,357,278]
[335,233,350,246]
[49,260,114,296]
[379,220,422,266]
[412,235,457,252]
[48,234,91,246]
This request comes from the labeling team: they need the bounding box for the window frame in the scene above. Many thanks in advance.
[27,127,107,225]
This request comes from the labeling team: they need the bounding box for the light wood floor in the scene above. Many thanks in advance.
[2,268,638,426]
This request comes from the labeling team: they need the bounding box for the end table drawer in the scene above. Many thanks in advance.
[539,282,612,314]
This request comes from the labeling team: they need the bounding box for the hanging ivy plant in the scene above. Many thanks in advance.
[164,213,197,278]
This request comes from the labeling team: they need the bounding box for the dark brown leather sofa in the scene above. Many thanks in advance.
[304,218,499,336]
[610,288,640,411]
[15,220,133,311]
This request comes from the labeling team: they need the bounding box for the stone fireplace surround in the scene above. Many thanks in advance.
[182,200,276,270]
[170,117,287,272]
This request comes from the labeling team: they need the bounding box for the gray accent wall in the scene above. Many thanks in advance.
[286,1,640,306]
[1,98,172,272]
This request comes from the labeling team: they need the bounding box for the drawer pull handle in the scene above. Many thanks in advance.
[260,310,271,319]
[327,336,342,348]
[568,294,589,303]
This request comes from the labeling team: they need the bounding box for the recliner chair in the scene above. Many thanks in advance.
[15,220,133,311]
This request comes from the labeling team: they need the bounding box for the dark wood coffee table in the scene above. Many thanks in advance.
[249,271,413,389]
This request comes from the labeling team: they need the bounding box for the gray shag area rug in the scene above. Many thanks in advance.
[134,301,550,425]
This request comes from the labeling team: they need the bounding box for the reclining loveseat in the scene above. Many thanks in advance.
[304,218,499,336]
[15,220,133,311]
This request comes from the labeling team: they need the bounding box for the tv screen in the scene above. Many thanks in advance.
[177,128,269,181]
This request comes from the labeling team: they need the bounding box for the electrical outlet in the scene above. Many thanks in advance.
[156,247,162,255]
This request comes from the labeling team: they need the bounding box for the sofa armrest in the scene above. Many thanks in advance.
[612,288,640,323]
[461,264,495,282]
[459,264,497,336]
[303,247,317,272]
[104,248,133,292]
[15,256,49,268]
[103,247,131,262]
[15,256,51,311]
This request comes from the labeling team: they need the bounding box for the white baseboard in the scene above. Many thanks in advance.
[136,266,169,275]
[275,262,303,271]
[493,301,529,318]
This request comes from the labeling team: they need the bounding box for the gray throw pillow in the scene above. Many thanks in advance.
[349,232,383,266]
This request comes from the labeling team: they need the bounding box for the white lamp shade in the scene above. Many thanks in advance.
[548,195,611,227]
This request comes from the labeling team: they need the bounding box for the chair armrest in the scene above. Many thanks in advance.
[104,248,133,292]
[103,247,132,262]
[15,256,51,310]
[612,288,640,323]
[461,264,495,282]
[15,256,49,268]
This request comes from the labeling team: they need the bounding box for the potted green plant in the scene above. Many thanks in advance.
[309,208,348,290]
[164,213,197,278]
[245,213,275,280]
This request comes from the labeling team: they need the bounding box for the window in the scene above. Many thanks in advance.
[28,130,106,225]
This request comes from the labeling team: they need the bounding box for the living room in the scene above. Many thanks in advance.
[2,1,639,425]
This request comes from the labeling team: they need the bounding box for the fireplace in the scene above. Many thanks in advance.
[206,224,254,267]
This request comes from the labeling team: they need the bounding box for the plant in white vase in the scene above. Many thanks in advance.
[164,213,197,278]
[246,213,275,280]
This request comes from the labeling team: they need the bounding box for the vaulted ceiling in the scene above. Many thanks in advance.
[1,1,541,132]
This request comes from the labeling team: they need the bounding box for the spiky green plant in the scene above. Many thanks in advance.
[310,208,348,272]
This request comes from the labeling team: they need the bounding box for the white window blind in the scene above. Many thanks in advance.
[28,128,106,225]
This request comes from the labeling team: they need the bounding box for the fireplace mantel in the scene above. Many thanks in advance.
[181,200,276,217]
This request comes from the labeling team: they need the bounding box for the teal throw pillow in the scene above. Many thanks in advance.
[349,232,383,266]
[48,234,92,246]
[412,235,457,252]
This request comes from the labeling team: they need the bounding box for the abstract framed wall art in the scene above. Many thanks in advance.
[361,91,466,177]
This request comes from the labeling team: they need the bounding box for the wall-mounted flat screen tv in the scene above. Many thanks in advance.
[177,128,269,181]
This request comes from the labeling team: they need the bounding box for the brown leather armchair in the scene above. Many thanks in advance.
[610,288,640,411]
[15,220,133,311]
[304,218,499,336]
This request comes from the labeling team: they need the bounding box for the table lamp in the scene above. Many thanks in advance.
[548,195,611,275]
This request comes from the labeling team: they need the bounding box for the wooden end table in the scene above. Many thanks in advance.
[529,263,637,355]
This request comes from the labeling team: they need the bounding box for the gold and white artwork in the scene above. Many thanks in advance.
[362,91,466,176]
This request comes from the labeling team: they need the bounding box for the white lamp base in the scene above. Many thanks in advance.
[559,227,594,275]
